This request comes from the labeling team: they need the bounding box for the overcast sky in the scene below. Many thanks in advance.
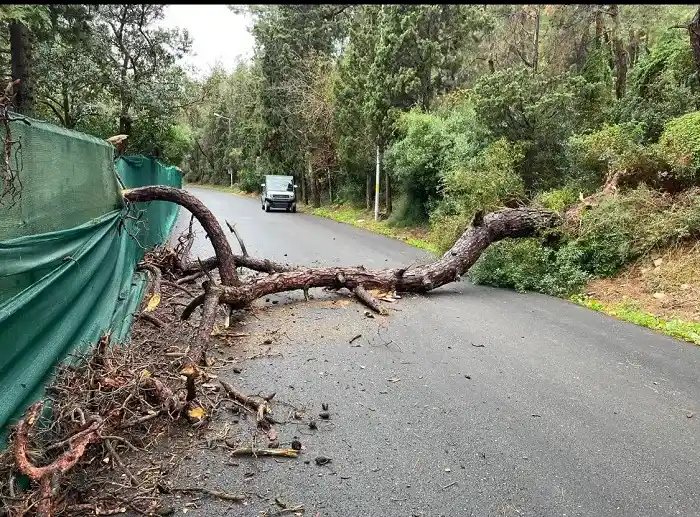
[158,5,256,78]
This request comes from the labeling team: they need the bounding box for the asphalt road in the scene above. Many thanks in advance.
[168,187,700,517]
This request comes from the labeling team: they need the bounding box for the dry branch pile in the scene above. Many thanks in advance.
[1,186,560,516]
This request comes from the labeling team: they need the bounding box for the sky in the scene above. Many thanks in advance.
[158,5,256,78]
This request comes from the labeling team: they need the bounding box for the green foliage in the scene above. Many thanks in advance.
[616,31,699,141]
[534,185,583,213]
[384,110,452,223]
[430,138,526,251]
[657,111,700,179]
[471,187,700,296]
[472,67,612,190]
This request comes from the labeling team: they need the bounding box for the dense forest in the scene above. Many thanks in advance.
[5,4,700,300]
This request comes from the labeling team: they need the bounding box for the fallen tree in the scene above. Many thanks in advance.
[123,186,560,347]
[6,186,561,516]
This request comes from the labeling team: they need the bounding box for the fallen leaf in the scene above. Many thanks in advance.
[653,258,663,267]
[187,407,206,421]
[141,369,151,378]
[268,428,278,441]
[145,293,161,312]
[652,292,667,300]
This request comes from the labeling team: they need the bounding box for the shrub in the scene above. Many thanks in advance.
[430,138,526,252]
[469,187,700,296]
[657,111,700,181]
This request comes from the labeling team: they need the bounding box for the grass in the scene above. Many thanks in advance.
[572,295,700,345]
[299,203,438,253]
[185,182,258,199]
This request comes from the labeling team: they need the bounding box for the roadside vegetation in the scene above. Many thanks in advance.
[178,5,700,340]
[7,4,700,339]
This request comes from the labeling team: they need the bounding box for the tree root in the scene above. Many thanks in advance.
[13,402,113,517]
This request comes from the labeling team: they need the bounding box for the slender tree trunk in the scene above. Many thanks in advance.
[383,144,391,216]
[575,21,590,71]
[628,28,639,68]
[594,6,603,46]
[308,154,320,208]
[533,5,541,74]
[10,21,34,116]
[690,6,700,79]
[609,5,628,99]
[366,170,372,210]
[488,58,495,73]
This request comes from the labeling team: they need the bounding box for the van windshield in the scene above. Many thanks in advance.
[266,176,294,192]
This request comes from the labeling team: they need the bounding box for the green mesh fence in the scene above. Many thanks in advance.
[0,116,182,441]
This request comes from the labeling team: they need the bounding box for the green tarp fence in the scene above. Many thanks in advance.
[0,116,182,441]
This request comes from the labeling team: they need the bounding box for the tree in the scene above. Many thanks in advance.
[91,5,192,143]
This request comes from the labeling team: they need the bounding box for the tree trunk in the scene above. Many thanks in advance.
[119,114,132,136]
[690,7,700,79]
[594,6,603,46]
[10,21,34,116]
[575,20,590,71]
[609,5,628,99]
[308,155,320,208]
[384,171,391,216]
[533,5,541,74]
[219,208,560,309]
[628,28,639,68]
[488,58,495,73]
[366,170,372,210]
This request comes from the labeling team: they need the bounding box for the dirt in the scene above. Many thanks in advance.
[587,243,700,322]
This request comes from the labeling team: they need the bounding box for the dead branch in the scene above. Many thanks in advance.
[136,312,165,328]
[167,487,245,502]
[216,208,560,308]
[226,220,248,256]
[14,402,110,517]
[136,263,162,312]
[124,187,239,287]
[353,285,388,315]
[229,447,298,458]
[220,381,273,429]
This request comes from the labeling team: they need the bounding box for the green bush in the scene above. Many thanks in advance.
[430,138,526,251]
[615,31,699,142]
[657,111,700,180]
[384,109,454,224]
[534,185,582,213]
[238,167,264,193]
[469,187,700,296]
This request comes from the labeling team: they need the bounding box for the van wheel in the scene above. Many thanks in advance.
[265,201,271,212]
[291,204,297,213]
[261,202,265,210]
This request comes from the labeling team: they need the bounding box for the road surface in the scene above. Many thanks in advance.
[167,187,700,517]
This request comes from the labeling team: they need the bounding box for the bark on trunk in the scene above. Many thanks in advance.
[690,7,700,78]
[609,5,628,99]
[594,6,603,45]
[10,21,34,116]
[385,171,392,216]
[533,5,541,74]
[366,170,372,210]
[308,155,320,208]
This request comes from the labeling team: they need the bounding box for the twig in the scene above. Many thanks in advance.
[225,220,248,257]
[105,440,140,487]
[136,312,165,328]
[229,447,298,458]
[169,487,246,502]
